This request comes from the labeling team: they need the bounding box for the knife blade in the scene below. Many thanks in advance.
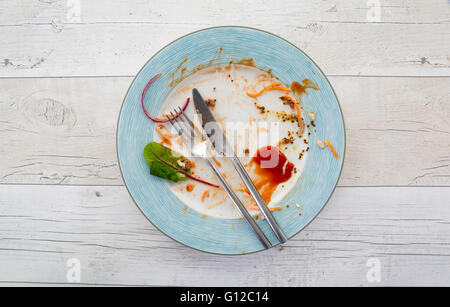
[192,88,231,157]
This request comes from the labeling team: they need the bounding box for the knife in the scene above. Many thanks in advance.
[192,88,288,244]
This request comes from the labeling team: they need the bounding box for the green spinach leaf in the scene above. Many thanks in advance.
[143,142,190,182]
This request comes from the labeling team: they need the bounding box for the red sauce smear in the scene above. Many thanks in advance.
[250,146,295,204]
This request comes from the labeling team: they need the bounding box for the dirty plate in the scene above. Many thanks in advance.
[117,26,345,254]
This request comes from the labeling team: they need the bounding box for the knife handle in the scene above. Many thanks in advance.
[231,156,288,244]
[205,157,272,249]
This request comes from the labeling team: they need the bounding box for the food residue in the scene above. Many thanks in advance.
[279,94,305,136]
[325,138,339,159]
[291,79,319,97]
[205,98,216,107]
[270,206,283,212]
[201,190,210,202]
[250,146,295,204]
[177,159,193,171]
[247,82,290,98]
[212,156,222,167]
[317,139,326,148]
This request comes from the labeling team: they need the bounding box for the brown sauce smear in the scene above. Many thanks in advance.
[235,58,255,66]
[291,79,319,97]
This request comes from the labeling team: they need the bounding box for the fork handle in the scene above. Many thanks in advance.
[231,156,288,244]
[205,157,272,249]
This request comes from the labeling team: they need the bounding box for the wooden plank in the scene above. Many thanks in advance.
[0,185,449,286]
[0,76,448,186]
[0,77,126,185]
[1,0,449,26]
[0,282,108,287]
[0,22,449,78]
[336,76,450,186]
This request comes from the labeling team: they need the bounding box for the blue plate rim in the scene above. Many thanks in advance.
[116,25,346,255]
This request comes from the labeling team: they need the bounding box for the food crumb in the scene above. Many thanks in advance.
[279,95,296,109]
[205,98,216,107]
[280,136,294,145]
[317,139,326,148]
[253,102,266,113]
[186,183,195,192]
[177,159,191,170]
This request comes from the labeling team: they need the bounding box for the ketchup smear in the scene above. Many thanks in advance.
[250,146,294,204]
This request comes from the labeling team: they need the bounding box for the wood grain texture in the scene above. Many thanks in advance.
[0,184,449,286]
[0,23,449,78]
[0,77,126,185]
[1,0,449,287]
[0,76,448,186]
[1,0,449,25]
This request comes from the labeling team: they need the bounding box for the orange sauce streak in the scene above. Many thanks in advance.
[269,86,291,94]
[237,188,251,196]
[201,190,210,202]
[156,125,173,146]
[206,197,226,209]
[325,138,339,159]
[211,156,222,167]
[236,58,255,66]
[247,82,282,97]
[169,57,188,80]
[159,137,172,146]
[270,206,283,212]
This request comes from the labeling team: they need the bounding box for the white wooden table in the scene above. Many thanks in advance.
[0,0,449,287]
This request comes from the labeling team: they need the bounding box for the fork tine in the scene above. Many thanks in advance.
[170,111,186,134]
[178,108,202,143]
[174,109,196,139]
[169,111,177,120]
[165,115,181,135]
[166,114,187,142]
[178,106,196,127]
[168,112,184,135]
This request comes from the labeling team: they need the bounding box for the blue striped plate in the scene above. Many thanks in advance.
[117,26,345,254]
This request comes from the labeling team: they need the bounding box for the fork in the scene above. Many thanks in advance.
[166,108,272,249]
